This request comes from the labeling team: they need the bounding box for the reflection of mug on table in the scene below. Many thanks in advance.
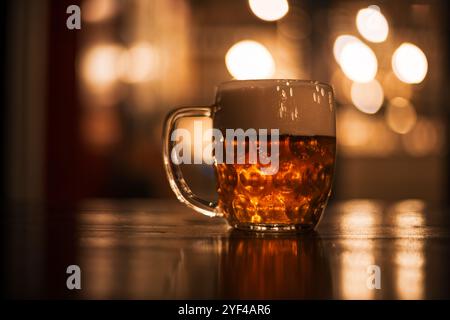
[163,80,336,232]
[219,231,332,299]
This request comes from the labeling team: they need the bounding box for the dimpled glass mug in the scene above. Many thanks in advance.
[163,80,336,232]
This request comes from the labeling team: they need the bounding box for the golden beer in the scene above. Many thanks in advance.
[215,135,335,229]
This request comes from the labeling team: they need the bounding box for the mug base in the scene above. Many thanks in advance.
[232,222,316,233]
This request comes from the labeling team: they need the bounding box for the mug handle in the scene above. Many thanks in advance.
[162,106,221,218]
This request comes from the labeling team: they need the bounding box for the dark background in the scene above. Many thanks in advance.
[0,2,449,212]
[2,0,449,208]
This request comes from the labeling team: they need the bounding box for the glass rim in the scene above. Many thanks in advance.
[218,79,332,91]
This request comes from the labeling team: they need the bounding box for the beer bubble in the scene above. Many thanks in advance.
[238,167,269,194]
[215,135,336,228]
[232,194,255,221]
[251,214,262,224]
[216,164,237,191]
[278,160,293,172]
[273,168,302,192]
[314,164,333,193]
[286,196,310,222]
[290,136,319,160]
[299,165,319,196]
[256,194,287,223]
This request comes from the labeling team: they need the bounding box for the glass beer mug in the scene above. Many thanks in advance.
[163,80,336,232]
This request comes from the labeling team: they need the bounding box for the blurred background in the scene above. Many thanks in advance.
[2,0,449,207]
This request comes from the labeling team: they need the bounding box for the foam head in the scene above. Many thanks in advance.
[214,79,336,137]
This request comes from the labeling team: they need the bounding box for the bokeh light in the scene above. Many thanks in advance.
[118,42,158,83]
[333,35,360,64]
[225,40,275,80]
[338,109,371,148]
[248,0,289,22]
[402,118,442,156]
[340,40,378,83]
[331,69,353,104]
[385,97,417,134]
[392,43,428,84]
[381,71,413,100]
[81,44,124,88]
[350,79,384,114]
[82,0,119,23]
[338,108,397,157]
[356,5,389,43]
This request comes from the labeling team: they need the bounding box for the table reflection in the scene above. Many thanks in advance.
[391,200,426,300]
[219,231,332,299]
[337,200,382,299]
[8,199,440,299]
[77,215,332,299]
[395,238,424,299]
[326,199,432,299]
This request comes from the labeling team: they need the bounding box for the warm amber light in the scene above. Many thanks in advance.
[176,117,213,164]
[385,97,417,134]
[338,109,370,147]
[340,200,381,228]
[119,42,157,83]
[225,40,275,80]
[381,71,412,100]
[356,6,389,43]
[392,202,426,300]
[82,0,119,23]
[395,239,425,299]
[333,35,360,65]
[341,239,375,300]
[392,43,428,84]
[392,199,425,215]
[248,0,289,21]
[350,79,384,114]
[338,200,380,299]
[340,40,378,83]
[81,44,124,88]
[402,118,442,156]
[331,69,353,104]
[337,108,397,157]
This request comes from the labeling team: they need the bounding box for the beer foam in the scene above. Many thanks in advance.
[214,80,336,137]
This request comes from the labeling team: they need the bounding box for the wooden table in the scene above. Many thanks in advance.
[3,199,450,299]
